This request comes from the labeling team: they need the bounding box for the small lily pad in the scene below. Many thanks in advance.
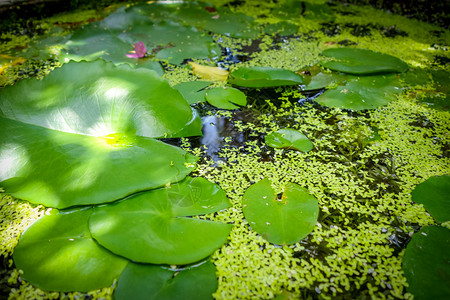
[229,67,303,88]
[115,261,218,300]
[89,177,232,264]
[13,208,127,292]
[402,226,450,300]
[205,87,247,110]
[265,129,313,152]
[314,74,402,110]
[173,81,211,104]
[264,22,298,36]
[321,48,409,75]
[412,175,450,223]
[242,179,319,245]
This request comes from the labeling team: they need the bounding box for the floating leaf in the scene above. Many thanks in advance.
[229,66,303,88]
[265,129,313,152]
[321,48,408,75]
[411,175,450,223]
[13,208,127,292]
[402,226,450,300]
[189,62,229,81]
[242,179,319,245]
[0,61,199,208]
[299,66,346,91]
[173,81,211,104]
[314,74,402,110]
[63,13,220,65]
[89,177,232,264]
[205,87,247,110]
[115,261,218,300]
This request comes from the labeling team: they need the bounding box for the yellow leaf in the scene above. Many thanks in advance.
[0,54,26,75]
[188,62,229,81]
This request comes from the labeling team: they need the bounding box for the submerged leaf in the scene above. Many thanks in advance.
[89,177,232,264]
[205,87,247,109]
[189,62,229,81]
[412,175,450,223]
[321,48,408,75]
[242,179,319,245]
[115,261,218,300]
[13,208,127,292]
[265,129,314,152]
[229,66,303,88]
[402,226,450,300]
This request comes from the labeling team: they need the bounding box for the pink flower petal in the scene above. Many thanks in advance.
[126,53,140,58]
[134,41,147,58]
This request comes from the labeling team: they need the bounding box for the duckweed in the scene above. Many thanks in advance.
[1,0,449,299]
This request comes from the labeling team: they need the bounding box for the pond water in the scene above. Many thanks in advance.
[0,0,449,299]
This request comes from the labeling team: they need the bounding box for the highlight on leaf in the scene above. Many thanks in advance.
[188,61,229,81]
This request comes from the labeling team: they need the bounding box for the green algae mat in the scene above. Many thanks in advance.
[1,0,449,299]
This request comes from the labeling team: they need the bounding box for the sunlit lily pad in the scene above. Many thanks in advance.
[115,261,218,300]
[0,61,199,208]
[265,129,314,152]
[314,74,402,110]
[173,81,211,104]
[89,177,232,264]
[13,208,127,292]
[321,48,408,75]
[411,175,450,223]
[402,226,450,300]
[229,67,303,88]
[242,179,319,245]
[205,87,247,110]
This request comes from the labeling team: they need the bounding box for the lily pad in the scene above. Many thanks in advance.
[314,74,402,110]
[115,261,218,300]
[321,48,409,75]
[229,66,303,88]
[242,179,319,245]
[13,208,127,292]
[265,129,314,152]
[63,12,221,65]
[0,60,198,138]
[205,87,247,110]
[411,175,450,223]
[89,177,232,264]
[173,81,211,105]
[264,22,298,36]
[402,226,450,300]
[0,61,199,208]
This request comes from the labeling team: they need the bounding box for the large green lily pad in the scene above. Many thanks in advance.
[0,61,199,208]
[205,87,247,110]
[321,48,409,75]
[62,6,221,65]
[89,177,232,264]
[0,60,198,138]
[229,67,303,88]
[411,175,450,223]
[242,179,319,245]
[314,74,402,110]
[402,226,450,300]
[13,208,127,292]
[265,129,314,152]
[115,261,218,300]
